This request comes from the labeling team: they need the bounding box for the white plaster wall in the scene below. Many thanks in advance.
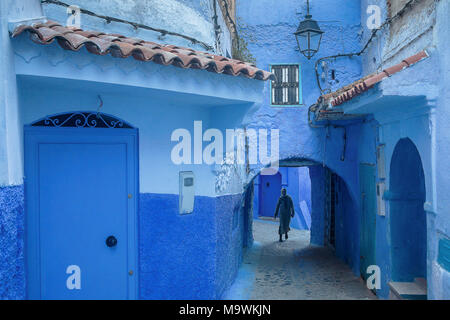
[0,0,44,186]
[383,0,435,64]
[42,0,232,55]
[12,33,261,197]
[17,75,220,196]
[360,0,436,75]
[1,0,237,187]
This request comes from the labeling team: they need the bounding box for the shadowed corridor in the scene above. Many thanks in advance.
[224,220,376,300]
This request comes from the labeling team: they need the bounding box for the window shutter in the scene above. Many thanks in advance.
[271,65,301,106]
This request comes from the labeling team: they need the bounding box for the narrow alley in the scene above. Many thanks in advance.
[1,0,449,302]
[224,220,376,300]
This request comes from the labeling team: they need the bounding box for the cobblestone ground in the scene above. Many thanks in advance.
[223,219,376,300]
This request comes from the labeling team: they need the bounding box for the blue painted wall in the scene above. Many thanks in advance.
[334,176,360,275]
[0,0,256,297]
[431,0,450,300]
[0,186,25,300]
[0,0,361,300]
[215,194,247,299]
[298,167,312,217]
[139,194,217,299]
[236,0,364,219]
[13,74,251,299]
[309,165,325,246]
[285,167,311,230]
[252,178,259,220]
[238,0,449,300]
[352,0,444,299]
[238,0,363,273]
[2,0,448,300]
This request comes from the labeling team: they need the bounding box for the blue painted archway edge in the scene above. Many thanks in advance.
[24,120,139,299]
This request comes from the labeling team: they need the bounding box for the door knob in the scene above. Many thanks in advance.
[106,235,117,247]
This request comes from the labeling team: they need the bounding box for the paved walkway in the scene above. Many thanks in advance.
[223,219,376,300]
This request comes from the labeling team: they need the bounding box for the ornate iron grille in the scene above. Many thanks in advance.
[31,112,133,129]
[271,65,300,105]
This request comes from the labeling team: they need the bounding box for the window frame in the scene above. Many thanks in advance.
[269,63,303,107]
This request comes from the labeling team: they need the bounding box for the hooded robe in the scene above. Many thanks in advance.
[274,195,295,235]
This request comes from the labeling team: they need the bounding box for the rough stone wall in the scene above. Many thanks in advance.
[0,0,41,301]
[361,0,436,74]
[214,194,245,299]
[0,186,25,300]
[42,0,233,55]
[139,193,217,299]
[139,192,249,299]
[217,0,237,52]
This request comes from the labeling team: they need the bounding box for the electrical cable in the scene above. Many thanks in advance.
[314,0,431,95]
[41,0,214,50]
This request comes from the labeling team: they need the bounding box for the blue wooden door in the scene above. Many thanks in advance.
[359,164,376,280]
[25,126,138,300]
[259,173,282,217]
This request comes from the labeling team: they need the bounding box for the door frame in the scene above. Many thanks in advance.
[24,125,139,300]
[359,163,377,281]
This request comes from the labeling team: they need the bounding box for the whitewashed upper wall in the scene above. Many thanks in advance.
[361,0,436,75]
[41,0,232,55]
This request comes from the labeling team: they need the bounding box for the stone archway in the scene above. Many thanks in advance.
[250,157,358,257]
[225,157,373,299]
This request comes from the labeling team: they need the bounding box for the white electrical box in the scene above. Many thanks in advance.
[377,144,386,180]
[179,171,195,215]
[377,182,386,216]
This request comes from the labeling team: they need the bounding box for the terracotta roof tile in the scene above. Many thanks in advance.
[321,50,429,107]
[12,20,274,81]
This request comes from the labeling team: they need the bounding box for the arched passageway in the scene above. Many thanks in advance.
[389,138,427,282]
[225,159,374,299]
[255,167,311,230]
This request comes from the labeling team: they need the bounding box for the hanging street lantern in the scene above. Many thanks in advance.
[294,0,324,60]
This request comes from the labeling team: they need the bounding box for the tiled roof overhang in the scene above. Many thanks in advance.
[321,50,429,107]
[12,20,275,81]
